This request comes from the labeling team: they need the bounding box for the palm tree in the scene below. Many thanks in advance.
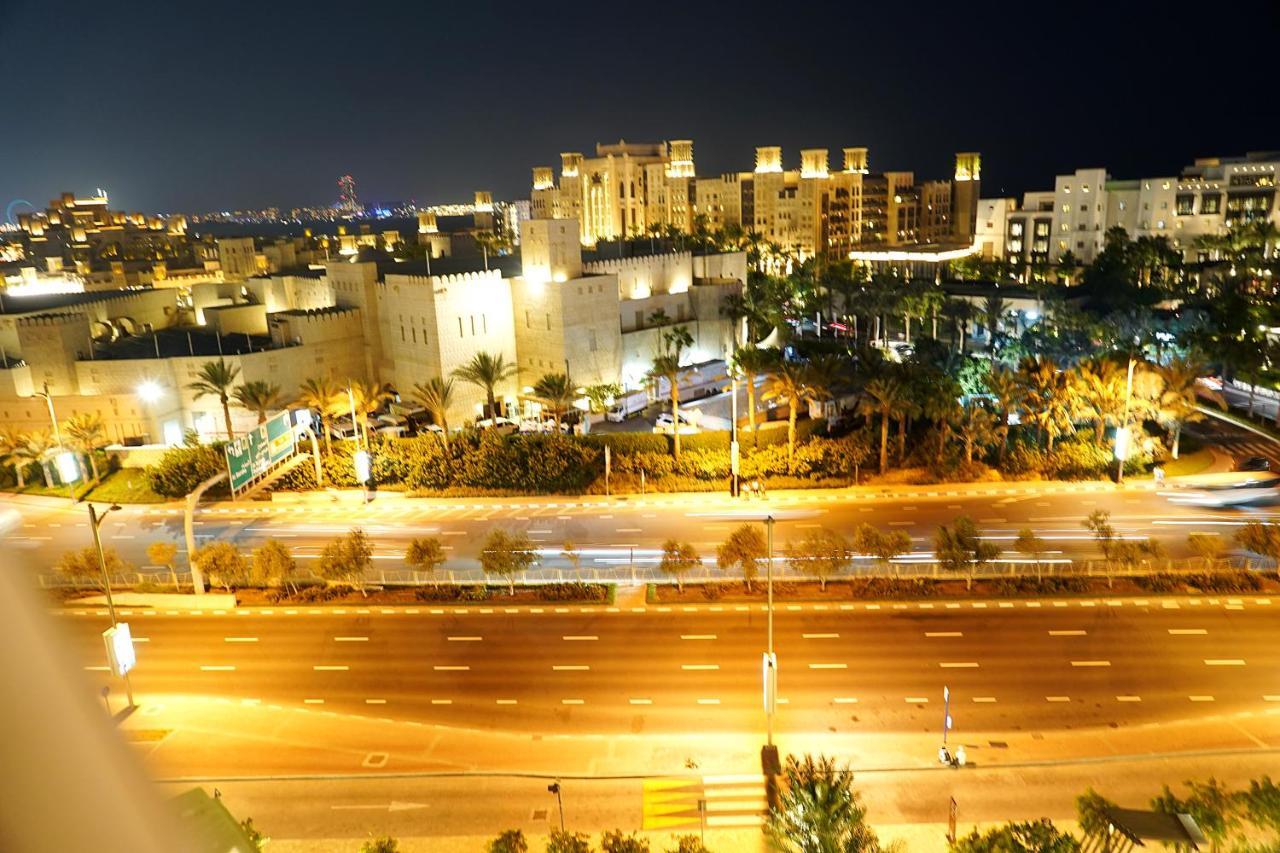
[63,413,108,482]
[650,353,685,460]
[1158,357,1224,459]
[1018,357,1076,451]
[23,430,55,487]
[347,379,394,445]
[298,376,342,454]
[452,352,516,421]
[412,376,455,445]
[532,372,576,431]
[982,293,1009,350]
[984,366,1024,467]
[650,326,695,461]
[0,429,30,489]
[1074,358,1127,443]
[188,358,241,439]
[958,400,996,464]
[762,361,813,473]
[859,378,908,474]
[731,346,779,444]
[232,380,285,425]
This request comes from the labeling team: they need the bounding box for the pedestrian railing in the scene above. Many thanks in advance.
[38,556,1273,591]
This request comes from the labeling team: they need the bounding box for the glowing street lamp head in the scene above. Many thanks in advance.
[137,380,163,403]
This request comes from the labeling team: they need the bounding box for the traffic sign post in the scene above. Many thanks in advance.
[223,410,297,498]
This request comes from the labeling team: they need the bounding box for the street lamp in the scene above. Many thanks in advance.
[693,508,819,773]
[547,780,565,833]
[137,380,163,403]
[34,381,77,503]
[89,501,134,710]
[1114,357,1136,484]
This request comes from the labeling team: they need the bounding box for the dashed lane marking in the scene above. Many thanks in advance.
[314,665,349,671]
[1071,661,1112,667]
[1048,630,1087,636]
[1204,659,1246,666]
[682,664,720,671]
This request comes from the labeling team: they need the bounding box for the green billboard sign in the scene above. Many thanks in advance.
[224,410,296,493]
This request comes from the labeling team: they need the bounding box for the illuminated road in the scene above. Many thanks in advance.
[9,478,1280,586]
[62,603,1280,740]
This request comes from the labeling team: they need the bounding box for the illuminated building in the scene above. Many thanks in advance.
[978,152,1280,267]
[531,139,981,260]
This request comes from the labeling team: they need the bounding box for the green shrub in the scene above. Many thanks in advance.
[850,577,936,599]
[145,444,226,497]
[1186,570,1262,593]
[538,582,608,602]
[991,576,1090,596]
[1136,572,1181,593]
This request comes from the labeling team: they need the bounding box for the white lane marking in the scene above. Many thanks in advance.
[1046,696,1071,702]
[905,697,930,704]
[84,666,110,671]
[1117,695,1142,702]
[561,699,585,705]
[681,634,717,640]
[808,663,848,670]
[1048,630,1087,637]
[201,665,236,671]
[552,665,590,671]
[224,637,258,643]
[496,699,518,705]
[926,632,963,638]
[1168,629,1208,635]
[833,697,859,704]
[940,662,979,668]
[972,697,997,703]
[682,664,720,671]
[447,636,483,642]
[1205,659,1246,666]
[365,699,387,705]
[562,635,598,641]
[1189,695,1216,702]
[303,699,324,704]
[696,698,720,705]
[802,633,839,639]
[334,636,368,642]
[629,698,653,705]
[433,665,470,671]
[1071,661,1112,667]
[430,699,452,705]
[314,665,349,671]
[616,528,642,533]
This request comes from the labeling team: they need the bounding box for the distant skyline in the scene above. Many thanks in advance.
[3,0,1278,214]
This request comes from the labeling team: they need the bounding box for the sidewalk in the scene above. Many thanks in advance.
[128,695,1280,849]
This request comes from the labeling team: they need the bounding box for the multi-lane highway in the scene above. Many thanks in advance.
[8,476,1276,586]
[61,603,1280,737]
[53,599,1280,843]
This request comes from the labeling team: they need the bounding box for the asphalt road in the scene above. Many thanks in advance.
[10,477,1280,586]
[62,605,1279,736]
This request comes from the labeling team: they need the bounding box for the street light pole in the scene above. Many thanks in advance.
[730,370,740,497]
[1116,357,1136,485]
[765,513,775,746]
[36,381,76,504]
[89,502,133,709]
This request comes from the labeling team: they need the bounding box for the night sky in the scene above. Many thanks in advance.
[3,0,1278,214]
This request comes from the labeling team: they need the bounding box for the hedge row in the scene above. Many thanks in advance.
[267,427,869,494]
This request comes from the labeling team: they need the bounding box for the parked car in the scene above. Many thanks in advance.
[653,411,699,435]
